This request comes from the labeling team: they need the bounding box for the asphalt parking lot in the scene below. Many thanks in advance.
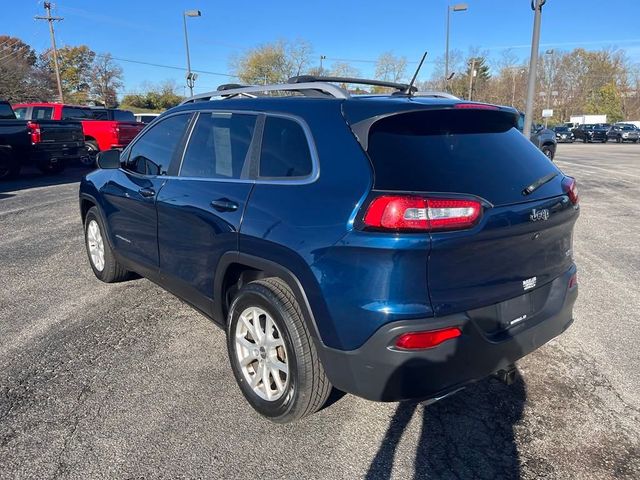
[1,143,639,480]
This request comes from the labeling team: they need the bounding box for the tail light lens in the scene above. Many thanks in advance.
[568,272,578,289]
[363,196,482,232]
[112,126,121,141]
[27,121,41,144]
[395,327,462,350]
[454,103,499,110]
[562,177,579,204]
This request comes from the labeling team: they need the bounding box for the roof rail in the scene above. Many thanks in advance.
[180,82,350,104]
[289,75,417,93]
[413,91,460,100]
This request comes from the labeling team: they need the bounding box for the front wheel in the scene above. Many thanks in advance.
[541,145,554,160]
[616,136,622,143]
[227,278,331,423]
[84,207,130,282]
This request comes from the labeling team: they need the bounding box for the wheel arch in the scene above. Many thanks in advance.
[214,252,323,345]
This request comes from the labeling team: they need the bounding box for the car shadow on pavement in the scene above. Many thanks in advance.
[365,373,526,480]
[0,164,93,194]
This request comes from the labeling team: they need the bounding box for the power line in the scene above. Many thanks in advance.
[94,53,236,78]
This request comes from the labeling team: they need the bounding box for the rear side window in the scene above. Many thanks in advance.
[126,114,192,176]
[259,116,312,178]
[367,109,561,206]
[180,112,256,179]
[62,107,92,119]
[32,107,53,120]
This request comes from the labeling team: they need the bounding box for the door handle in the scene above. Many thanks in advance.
[138,187,156,198]
[210,198,239,212]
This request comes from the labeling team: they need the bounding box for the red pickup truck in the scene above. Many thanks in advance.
[13,103,144,165]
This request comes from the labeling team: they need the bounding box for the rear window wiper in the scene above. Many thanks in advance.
[522,172,558,196]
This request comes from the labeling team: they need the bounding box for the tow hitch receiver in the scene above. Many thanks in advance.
[493,365,518,385]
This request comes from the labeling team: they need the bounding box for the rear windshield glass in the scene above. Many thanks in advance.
[0,103,16,119]
[113,110,135,121]
[367,109,561,206]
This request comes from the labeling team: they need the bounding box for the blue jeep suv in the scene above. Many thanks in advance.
[79,77,579,423]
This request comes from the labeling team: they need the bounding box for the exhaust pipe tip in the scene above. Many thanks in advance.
[493,364,519,385]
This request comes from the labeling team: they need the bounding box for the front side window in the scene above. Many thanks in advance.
[126,114,192,176]
[259,116,312,178]
[180,112,257,179]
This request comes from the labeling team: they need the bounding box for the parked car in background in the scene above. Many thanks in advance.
[517,113,557,159]
[12,103,144,166]
[552,126,575,143]
[606,123,639,143]
[573,124,608,143]
[80,77,579,423]
[0,100,85,179]
[134,113,160,124]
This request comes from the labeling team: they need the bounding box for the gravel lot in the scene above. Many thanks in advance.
[1,143,639,480]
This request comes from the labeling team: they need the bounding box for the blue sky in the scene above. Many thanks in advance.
[5,0,640,96]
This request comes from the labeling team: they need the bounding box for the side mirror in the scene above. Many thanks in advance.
[96,149,121,169]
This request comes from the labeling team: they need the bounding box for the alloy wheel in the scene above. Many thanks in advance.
[87,219,105,271]
[234,306,289,401]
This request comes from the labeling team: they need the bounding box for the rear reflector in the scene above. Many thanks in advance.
[568,273,578,289]
[363,196,481,231]
[454,103,500,110]
[562,176,579,205]
[395,327,462,350]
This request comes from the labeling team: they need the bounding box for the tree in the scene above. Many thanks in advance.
[41,45,96,103]
[91,53,123,107]
[586,82,624,122]
[232,39,313,85]
[121,80,183,111]
[0,36,55,102]
[374,52,407,83]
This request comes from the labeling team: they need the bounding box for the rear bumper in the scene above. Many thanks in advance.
[31,143,87,162]
[318,266,577,402]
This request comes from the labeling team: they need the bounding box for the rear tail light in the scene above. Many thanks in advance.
[568,272,578,289]
[27,121,41,144]
[395,327,462,350]
[112,126,121,140]
[363,196,482,232]
[562,176,579,204]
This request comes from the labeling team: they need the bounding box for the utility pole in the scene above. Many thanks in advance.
[35,2,64,103]
[468,58,476,101]
[319,55,326,75]
[523,0,547,138]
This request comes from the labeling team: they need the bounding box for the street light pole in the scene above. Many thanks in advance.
[444,3,468,90]
[544,49,554,128]
[319,55,326,75]
[523,0,546,138]
[183,9,201,97]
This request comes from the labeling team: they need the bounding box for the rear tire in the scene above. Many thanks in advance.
[84,207,130,282]
[226,278,331,423]
[541,145,554,160]
[0,149,20,180]
[82,140,99,167]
